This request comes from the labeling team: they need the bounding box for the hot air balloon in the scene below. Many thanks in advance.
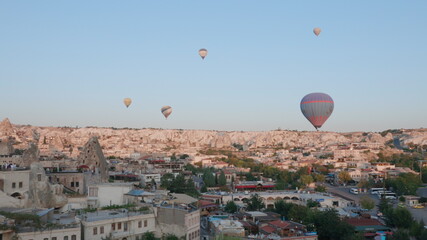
[313,27,321,36]
[123,98,132,108]
[161,106,172,119]
[199,48,208,59]
[300,93,334,130]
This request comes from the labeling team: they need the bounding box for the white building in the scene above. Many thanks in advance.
[79,209,156,240]
[87,183,134,208]
[0,169,30,199]
[17,227,81,240]
[60,196,88,212]
[155,205,200,240]
[140,173,161,186]
[210,219,245,237]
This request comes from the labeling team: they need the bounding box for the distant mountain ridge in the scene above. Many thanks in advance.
[0,118,426,158]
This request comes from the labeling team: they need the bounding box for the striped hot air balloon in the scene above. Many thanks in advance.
[161,106,172,119]
[300,93,334,130]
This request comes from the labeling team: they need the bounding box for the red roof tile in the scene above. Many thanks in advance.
[260,225,276,234]
[269,220,291,229]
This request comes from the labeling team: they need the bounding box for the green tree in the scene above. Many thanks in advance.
[313,174,326,183]
[275,180,287,190]
[161,174,200,198]
[150,178,157,189]
[142,232,156,240]
[218,171,227,186]
[392,207,414,229]
[387,173,422,195]
[224,201,238,213]
[245,172,257,181]
[300,175,314,187]
[184,163,198,174]
[359,196,375,210]
[247,194,265,211]
[164,234,179,240]
[202,169,216,187]
[200,185,207,193]
[314,185,326,192]
[306,199,320,208]
[409,220,425,239]
[288,204,310,223]
[390,229,410,240]
[273,200,293,217]
[160,173,175,189]
[422,168,427,183]
[312,209,356,240]
[338,171,352,185]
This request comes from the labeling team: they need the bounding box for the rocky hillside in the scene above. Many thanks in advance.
[0,118,426,158]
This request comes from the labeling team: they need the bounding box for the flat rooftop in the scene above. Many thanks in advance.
[79,209,153,222]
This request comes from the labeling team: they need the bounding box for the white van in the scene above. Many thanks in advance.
[350,188,359,194]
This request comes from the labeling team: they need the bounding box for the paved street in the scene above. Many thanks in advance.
[326,184,427,223]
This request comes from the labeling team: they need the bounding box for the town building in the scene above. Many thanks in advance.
[78,208,155,240]
[87,183,134,208]
[155,205,200,240]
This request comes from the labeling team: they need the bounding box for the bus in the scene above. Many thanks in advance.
[378,192,397,200]
[370,188,386,195]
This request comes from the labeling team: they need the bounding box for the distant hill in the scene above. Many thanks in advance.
[0,118,425,158]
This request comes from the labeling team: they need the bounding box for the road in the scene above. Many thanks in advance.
[327,185,427,223]
[393,137,403,150]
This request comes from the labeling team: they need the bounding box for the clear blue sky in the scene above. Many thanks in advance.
[1,1,426,132]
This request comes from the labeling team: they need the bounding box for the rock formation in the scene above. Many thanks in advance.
[21,143,40,166]
[0,118,425,158]
[77,137,108,182]
[0,138,14,156]
[26,163,67,208]
[0,118,14,137]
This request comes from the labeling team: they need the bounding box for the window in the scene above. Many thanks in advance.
[64,236,69,240]
[44,238,48,240]
[144,220,147,227]
[93,227,98,235]
[71,182,74,187]
[71,235,76,240]
[12,182,16,188]
[52,237,57,240]
[124,222,128,231]
[112,223,116,231]
[100,226,104,234]
[76,182,79,187]
[19,182,23,188]
[138,221,142,228]
[118,222,122,230]
[89,187,98,197]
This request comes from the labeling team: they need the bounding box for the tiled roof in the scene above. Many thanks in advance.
[260,225,276,234]
[269,220,291,228]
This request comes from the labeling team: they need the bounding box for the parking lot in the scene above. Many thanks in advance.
[326,184,427,223]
